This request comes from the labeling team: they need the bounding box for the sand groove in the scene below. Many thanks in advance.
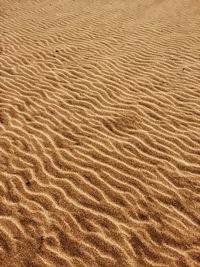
[1,0,200,266]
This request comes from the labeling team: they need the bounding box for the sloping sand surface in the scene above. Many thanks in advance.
[1,0,200,266]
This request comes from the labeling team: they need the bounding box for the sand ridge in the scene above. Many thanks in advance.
[1,0,200,266]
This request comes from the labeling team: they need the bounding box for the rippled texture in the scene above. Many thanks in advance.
[1,0,200,266]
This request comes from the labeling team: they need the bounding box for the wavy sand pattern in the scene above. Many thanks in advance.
[1,0,200,266]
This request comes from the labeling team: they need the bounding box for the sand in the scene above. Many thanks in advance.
[1,0,200,266]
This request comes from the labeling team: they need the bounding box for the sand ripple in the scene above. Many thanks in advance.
[1,0,200,266]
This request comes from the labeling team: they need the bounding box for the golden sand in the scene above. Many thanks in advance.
[1,0,200,266]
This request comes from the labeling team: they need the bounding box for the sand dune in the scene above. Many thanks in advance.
[1,0,200,266]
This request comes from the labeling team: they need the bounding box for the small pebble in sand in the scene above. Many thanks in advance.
[182,65,188,71]
[8,66,15,74]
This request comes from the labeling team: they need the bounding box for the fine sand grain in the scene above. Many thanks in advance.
[1,0,200,266]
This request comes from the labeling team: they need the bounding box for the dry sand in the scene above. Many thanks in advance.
[1,0,200,266]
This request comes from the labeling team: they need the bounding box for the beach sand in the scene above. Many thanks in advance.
[1,0,200,266]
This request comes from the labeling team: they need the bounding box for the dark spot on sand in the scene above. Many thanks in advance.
[26,181,30,186]
[138,213,148,220]
[0,113,4,123]
[75,142,80,146]
[41,236,44,241]
[56,50,59,53]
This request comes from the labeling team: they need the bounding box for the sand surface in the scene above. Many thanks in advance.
[1,0,200,266]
